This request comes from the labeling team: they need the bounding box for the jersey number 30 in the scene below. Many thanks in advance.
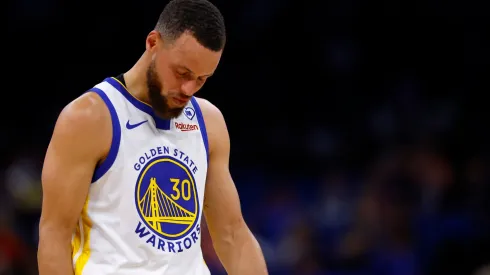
[169,178,191,201]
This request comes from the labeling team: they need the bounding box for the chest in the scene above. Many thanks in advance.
[119,115,208,193]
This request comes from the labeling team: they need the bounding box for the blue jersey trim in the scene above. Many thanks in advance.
[89,88,122,183]
[191,97,209,163]
[104,77,171,130]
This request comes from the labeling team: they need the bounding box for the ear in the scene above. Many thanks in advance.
[145,30,161,52]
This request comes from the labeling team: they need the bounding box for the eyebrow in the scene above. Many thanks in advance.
[180,65,213,77]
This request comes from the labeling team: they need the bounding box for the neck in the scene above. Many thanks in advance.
[123,52,152,104]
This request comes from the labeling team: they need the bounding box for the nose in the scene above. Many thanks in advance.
[180,80,198,97]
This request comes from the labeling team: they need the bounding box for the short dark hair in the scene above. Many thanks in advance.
[156,0,226,52]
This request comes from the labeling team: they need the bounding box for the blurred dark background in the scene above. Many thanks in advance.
[3,0,490,274]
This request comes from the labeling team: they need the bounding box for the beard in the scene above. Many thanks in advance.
[146,60,184,119]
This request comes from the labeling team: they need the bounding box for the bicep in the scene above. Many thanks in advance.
[202,107,244,234]
[203,158,243,231]
[40,138,96,233]
[40,94,109,237]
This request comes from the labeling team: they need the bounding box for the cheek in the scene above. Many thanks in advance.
[161,71,182,91]
[162,74,178,89]
[155,57,176,88]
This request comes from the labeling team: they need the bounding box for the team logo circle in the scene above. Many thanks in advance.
[135,156,199,240]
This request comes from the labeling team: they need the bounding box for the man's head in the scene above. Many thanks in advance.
[145,0,226,119]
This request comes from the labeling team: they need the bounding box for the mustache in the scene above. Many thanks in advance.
[171,93,192,100]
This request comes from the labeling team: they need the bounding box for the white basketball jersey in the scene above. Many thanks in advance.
[71,77,210,275]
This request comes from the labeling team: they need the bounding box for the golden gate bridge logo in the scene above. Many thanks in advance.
[135,157,199,239]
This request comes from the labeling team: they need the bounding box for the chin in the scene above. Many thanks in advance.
[170,107,185,118]
[155,108,184,120]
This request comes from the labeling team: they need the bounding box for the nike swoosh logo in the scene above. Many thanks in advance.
[126,120,148,129]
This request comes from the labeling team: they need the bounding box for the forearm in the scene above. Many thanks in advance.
[214,224,268,275]
[38,230,74,275]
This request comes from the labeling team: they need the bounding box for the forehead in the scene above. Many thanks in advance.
[161,33,222,76]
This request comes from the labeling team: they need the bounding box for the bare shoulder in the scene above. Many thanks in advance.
[40,91,113,236]
[51,91,112,159]
[59,92,108,126]
[194,97,229,155]
[194,97,224,123]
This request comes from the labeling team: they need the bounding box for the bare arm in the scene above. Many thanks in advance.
[38,92,111,275]
[198,98,268,275]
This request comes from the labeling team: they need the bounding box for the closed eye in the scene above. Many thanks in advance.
[176,71,191,79]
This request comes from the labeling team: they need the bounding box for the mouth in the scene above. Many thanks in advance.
[172,97,189,106]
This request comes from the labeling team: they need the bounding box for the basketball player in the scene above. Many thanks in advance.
[37,0,268,274]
